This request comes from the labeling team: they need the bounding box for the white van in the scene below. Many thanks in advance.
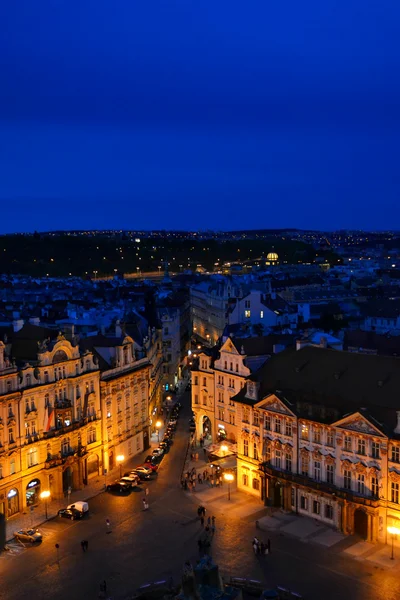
[67,501,89,516]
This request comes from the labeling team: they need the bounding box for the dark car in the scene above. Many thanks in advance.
[58,507,83,521]
[106,481,130,494]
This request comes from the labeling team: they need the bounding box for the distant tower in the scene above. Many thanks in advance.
[163,259,172,285]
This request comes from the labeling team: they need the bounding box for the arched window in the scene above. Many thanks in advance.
[61,438,70,456]
[44,371,49,383]
[53,350,68,364]
[26,374,31,386]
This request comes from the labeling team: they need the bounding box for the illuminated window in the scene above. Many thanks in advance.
[244,310,251,318]
[260,311,264,319]
[301,424,309,440]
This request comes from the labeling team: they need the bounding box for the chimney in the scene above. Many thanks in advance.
[394,411,400,434]
[13,319,24,332]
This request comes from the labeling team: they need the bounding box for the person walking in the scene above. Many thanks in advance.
[84,540,89,552]
[200,516,204,527]
[266,538,271,554]
[207,516,211,527]
[81,540,86,552]
[142,498,148,510]
[212,515,216,528]
[192,479,196,492]
[253,541,258,555]
[106,518,111,533]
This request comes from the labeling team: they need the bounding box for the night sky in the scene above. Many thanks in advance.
[1,1,399,233]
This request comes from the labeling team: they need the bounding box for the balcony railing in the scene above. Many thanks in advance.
[260,462,380,507]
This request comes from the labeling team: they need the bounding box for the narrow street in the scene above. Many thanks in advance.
[0,392,399,600]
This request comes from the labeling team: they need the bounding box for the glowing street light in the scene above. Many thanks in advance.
[221,444,228,454]
[40,490,51,520]
[155,420,162,442]
[224,473,234,501]
[387,526,400,560]
[116,454,125,478]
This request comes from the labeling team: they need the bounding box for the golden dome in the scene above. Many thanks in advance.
[267,252,279,261]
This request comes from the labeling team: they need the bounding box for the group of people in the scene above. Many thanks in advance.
[181,467,224,491]
[197,506,215,556]
[252,537,271,556]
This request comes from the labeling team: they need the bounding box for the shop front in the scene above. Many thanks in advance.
[26,478,41,507]
[7,488,19,517]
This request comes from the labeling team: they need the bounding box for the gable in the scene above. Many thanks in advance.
[255,394,295,417]
[333,412,386,438]
[220,338,239,355]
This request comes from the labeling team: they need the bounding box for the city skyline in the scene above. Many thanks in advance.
[1,1,399,233]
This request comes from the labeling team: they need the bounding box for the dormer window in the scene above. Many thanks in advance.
[26,374,31,387]
[6,381,12,392]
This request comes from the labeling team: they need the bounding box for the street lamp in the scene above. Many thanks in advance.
[40,490,51,520]
[387,526,400,560]
[116,454,125,478]
[156,420,162,442]
[224,473,234,501]
[221,444,228,454]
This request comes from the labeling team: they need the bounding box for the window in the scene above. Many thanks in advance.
[253,412,259,427]
[300,496,308,510]
[314,429,321,444]
[344,435,352,452]
[8,428,14,444]
[224,361,227,369]
[265,415,271,430]
[25,400,30,413]
[301,424,309,440]
[357,439,366,456]
[27,448,38,468]
[61,438,71,455]
[275,450,281,469]
[314,461,321,481]
[243,439,249,457]
[236,364,239,373]
[291,487,295,507]
[202,377,207,387]
[392,446,400,463]
[301,455,308,476]
[202,395,207,406]
[326,464,334,484]
[357,474,365,495]
[371,476,378,497]
[10,458,15,475]
[253,443,259,460]
[245,300,250,309]
[391,482,399,504]
[242,473,249,486]
[194,376,198,385]
[344,470,352,490]
[260,311,264,319]
[88,427,96,444]
[194,394,199,405]
[326,430,334,447]
[6,380,12,392]
[325,505,333,520]
[312,500,320,515]
[265,444,271,463]
[26,374,31,386]
[218,409,224,421]
[244,310,251,319]
[243,408,250,423]
[252,478,260,490]
[371,441,380,459]
[230,362,233,371]
[275,418,281,434]
[285,421,292,437]
[285,453,292,472]
[8,403,13,417]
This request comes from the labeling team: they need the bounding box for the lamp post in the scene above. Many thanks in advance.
[387,526,400,560]
[224,473,234,501]
[116,454,125,478]
[40,490,51,520]
[156,420,162,442]
[221,444,228,454]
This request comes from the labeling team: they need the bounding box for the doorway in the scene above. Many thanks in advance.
[354,509,368,539]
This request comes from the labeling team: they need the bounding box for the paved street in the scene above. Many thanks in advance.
[1,392,400,600]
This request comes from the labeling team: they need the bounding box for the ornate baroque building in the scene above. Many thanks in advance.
[233,346,400,544]
[0,329,101,517]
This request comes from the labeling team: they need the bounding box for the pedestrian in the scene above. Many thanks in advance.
[142,498,148,510]
[84,540,89,551]
[207,516,211,526]
[200,438,204,448]
[188,480,192,492]
[211,524,215,535]
[145,487,149,496]
[212,515,216,527]
[210,478,214,487]
[81,540,86,552]
[200,515,204,527]
[192,479,196,491]
[203,447,207,458]
[198,473,202,484]
[202,506,206,517]
[190,453,194,461]
[253,541,258,555]
[106,518,111,533]
[266,538,271,554]
[197,506,202,517]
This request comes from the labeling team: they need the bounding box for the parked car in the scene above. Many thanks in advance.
[143,461,159,472]
[14,528,42,543]
[67,501,89,516]
[106,481,130,494]
[152,447,164,458]
[119,475,140,489]
[58,507,83,521]
[131,467,152,480]
[158,441,170,453]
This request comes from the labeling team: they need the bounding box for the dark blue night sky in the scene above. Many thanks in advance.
[0,1,399,233]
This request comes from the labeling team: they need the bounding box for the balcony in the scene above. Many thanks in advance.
[260,463,380,508]
[55,399,72,409]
